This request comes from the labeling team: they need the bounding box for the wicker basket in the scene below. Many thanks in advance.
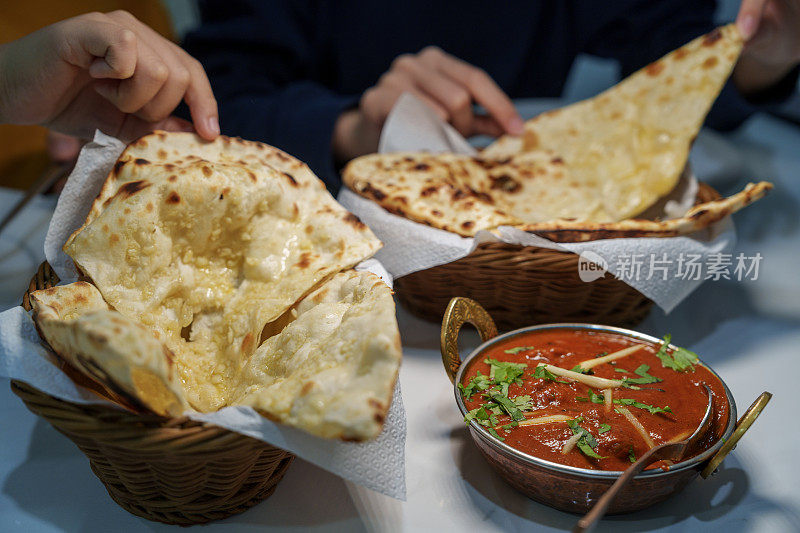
[12,262,294,525]
[395,184,720,331]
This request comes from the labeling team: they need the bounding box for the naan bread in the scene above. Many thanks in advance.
[232,270,401,441]
[29,273,402,441]
[519,181,772,242]
[344,152,520,235]
[344,150,612,236]
[30,282,187,416]
[83,132,327,227]
[483,24,744,220]
[65,132,382,411]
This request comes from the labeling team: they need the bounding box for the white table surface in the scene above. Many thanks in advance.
[1,107,800,532]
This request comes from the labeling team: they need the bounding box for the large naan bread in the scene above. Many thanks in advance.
[483,24,744,220]
[345,25,749,236]
[30,282,187,416]
[232,269,401,440]
[65,132,382,411]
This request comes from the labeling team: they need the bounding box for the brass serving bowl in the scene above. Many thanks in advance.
[441,297,771,514]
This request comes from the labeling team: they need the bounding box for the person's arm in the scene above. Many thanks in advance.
[0,10,218,141]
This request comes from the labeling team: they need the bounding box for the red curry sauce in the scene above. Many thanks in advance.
[460,329,729,471]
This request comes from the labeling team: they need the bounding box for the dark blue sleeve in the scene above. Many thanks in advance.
[183,0,354,192]
[577,0,797,131]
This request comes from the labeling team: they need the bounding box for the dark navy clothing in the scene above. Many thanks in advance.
[183,0,794,190]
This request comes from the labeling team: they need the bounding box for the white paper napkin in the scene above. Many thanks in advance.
[339,93,736,314]
[2,131,406,500]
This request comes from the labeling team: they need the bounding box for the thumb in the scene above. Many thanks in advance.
[736,0,768,41]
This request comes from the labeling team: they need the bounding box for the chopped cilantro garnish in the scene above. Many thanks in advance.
[576,388,605,404]
[458,371,493,400]
[485,427,503,440]
[533,365,570,383]
[576,388,672,414]
[598,424,611,434]
[577,440,605,459]
[465,406,504,440]
[461,358,539,440]
[486,358,527,383]
[504,346,535,355]
[465,406,494,426]
[615,398,673,415]
[485,392,525,421]
[511,395,534,411]
[594,351,609,358]
[654,334,698,372]
[622,364,663,385]
[570,364,593,375]
[614,368,631,374]
[566,417,607,460]
[628,446,636,463]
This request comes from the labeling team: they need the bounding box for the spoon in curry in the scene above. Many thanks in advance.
[573,384,714,533]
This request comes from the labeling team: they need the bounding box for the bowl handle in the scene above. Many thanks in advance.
[700,391,772,478]
[440,297,499,383]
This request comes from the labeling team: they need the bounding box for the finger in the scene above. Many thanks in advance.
[104,10,219,139]
[109,20,191,123]
[362,71,448,127]
[115,114,194,143]
[421,47,524,135]
[471,115,506,138]
[135,63,190,124]
[180,53,220,139]
[58,17,138,79]
[736,0,769,40]
[158,116,196,133]
[47,131,83,162]
[395,54,474,135]
[130,40,192,123]
[94,38,169,114]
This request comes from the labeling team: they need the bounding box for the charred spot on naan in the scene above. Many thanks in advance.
[111,180,151,203]
[343,212,367,230]
[488,173,521,193]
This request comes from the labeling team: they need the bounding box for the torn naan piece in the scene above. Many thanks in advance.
[231,269,401,441]
[483,24,744,220]
[65,133,381,411]
[30,282,187,416]
[518,181,772,242]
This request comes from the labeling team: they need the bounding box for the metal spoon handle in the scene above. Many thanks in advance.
[573,443,680,533]
[574,384,713,533]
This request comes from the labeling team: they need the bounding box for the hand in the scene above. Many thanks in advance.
[734,0,800,95]
[48,131,83,163]
[0,11,219,142]
[333,46,523,162]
